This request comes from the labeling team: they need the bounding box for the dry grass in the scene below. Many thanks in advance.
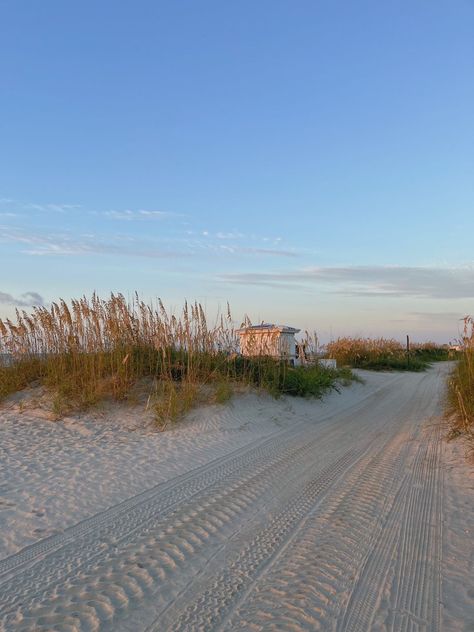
[325,337,450,371]
[0,293,352,426]
[0,294,226,405]
[448,317,474,440]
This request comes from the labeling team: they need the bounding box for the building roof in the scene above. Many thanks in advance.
[236,323,300,335]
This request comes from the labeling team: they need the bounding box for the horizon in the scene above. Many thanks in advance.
[1,1,473,343]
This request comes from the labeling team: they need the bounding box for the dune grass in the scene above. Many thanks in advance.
[0,293,354,426]
[325,337,450,372]
[448,317,474,440]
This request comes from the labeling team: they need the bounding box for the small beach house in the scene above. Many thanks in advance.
[236,324,301,362]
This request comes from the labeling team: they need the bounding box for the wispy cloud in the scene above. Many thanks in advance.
[0,197,81,214]
[217,245,297,257]
[0,225,298,261]
[0,227,182,258]
[0,197,298,260]
[186,229,294,256]
[102,209,179,221]
[24,203,81,213]
[0,197,183,222]
[220,265,474,299]
[0,291,45,307]
[199,230,283,247]
[215,231,245,240]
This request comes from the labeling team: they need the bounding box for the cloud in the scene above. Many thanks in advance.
[0,227,182,258]
[220,265,474,299]
[0,225,297,260]
[0,197,179,219]
[187,230,297,257]
[218,245,297,257]
[24,203,81,213]
[182,239,297,258]
[0,197,81,214]
[0,291,45,307]
[201,230,284,248]
[1,197,296,258]
[216,231,245,240]
[103,209,181,220]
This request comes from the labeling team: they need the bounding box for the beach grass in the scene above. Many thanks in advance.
[448,317,474,439]
[326,337,450,372]
[0,293,354,425]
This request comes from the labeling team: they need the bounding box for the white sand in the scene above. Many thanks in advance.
[0,364,472,631]
[442,434,474,631]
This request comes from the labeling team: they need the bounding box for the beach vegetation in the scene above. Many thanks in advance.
[325,337,451,372]
[0,293,354,426]
[448,317,474,440]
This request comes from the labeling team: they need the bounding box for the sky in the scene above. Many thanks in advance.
[1,0,473,343]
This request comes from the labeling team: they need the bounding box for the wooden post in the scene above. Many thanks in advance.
[406,334,410,367]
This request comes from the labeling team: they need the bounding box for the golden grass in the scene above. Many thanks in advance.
[448,317,474,440]
[0,293,236,419]
[0,293,351,426]
[326,337,402,366]
[326,337,449,371]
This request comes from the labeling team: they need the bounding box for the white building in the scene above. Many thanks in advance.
[236,324,300,362]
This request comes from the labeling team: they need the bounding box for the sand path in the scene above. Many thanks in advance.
[0,363,472,631]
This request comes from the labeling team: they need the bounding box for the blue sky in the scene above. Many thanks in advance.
[1,0,473,342]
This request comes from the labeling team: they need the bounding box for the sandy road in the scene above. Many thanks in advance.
[0,363,471,631]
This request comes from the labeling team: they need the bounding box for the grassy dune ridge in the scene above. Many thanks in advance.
[448,317,474,439]
[326,337,451,371]
[0,293,353,424]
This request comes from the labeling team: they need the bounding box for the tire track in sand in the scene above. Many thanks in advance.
[0,369,444,631]
[385,423,443,632]
[0,372,399,582]
[335,422,442,632]
[0,430,288,579]
[158,427,408,632]
[0,411,377,631]
[158,372,437,631]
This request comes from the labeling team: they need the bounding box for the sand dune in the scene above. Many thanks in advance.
[0,364,472,631]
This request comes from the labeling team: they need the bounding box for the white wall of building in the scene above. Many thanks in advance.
[239,330,297,359]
